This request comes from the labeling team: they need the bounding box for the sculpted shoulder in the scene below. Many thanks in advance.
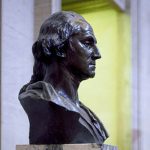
[19,81,80,113]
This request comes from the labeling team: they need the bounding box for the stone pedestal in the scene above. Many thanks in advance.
[16,144,118,150]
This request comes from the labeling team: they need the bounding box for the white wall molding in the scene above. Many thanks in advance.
[112,0,126,10]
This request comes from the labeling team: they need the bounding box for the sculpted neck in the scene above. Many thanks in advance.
[43,61,80,104]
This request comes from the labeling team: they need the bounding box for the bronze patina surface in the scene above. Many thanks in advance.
[19,11,108,145]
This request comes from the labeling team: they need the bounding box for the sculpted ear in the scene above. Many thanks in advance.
[42,39,67,58]
[56,44,66,58]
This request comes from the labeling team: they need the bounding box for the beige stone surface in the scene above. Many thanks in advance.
[16,144,100,150]
[16,144,118,150]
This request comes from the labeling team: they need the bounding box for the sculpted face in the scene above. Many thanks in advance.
[68,21,101,80]
[35,11,101,81]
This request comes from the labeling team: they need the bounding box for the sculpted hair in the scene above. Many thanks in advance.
[30,11,88,84]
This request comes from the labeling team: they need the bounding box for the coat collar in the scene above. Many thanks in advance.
[19,81,80,113]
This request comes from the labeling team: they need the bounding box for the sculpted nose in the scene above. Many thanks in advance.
[92,46,101,60]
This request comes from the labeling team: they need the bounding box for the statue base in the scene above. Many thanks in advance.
[16,144,118,150]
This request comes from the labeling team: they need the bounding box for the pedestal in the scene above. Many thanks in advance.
[16,144,118,150]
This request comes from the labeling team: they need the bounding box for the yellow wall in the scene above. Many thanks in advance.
[78,9,131,150]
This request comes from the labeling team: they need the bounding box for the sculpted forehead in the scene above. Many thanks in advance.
[65,12,94,34]
[71,19,94,37]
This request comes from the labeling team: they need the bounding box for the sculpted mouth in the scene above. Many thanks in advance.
[89,64,96,69]
[89,62,95,65]
[90,64,95,67]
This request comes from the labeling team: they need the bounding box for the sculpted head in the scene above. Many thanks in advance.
[31,11,101,83]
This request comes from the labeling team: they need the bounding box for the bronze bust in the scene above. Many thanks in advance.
[19,11,108,145]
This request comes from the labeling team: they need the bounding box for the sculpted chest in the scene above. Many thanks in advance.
[19,82,107,144]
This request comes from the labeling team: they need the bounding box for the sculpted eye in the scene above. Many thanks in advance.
[84,41,90,45]
[81,36,96,48]
[83,40,93,48]
[84,40,90,44]
[83,43,91,49]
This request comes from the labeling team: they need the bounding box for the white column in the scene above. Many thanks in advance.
[50,0,62,14]
[131,0,150,150]
[1,0,34,150]
[34,0,62,40]
[131,0,140,149]
[139,0,150,150]
[34,0,51,40]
